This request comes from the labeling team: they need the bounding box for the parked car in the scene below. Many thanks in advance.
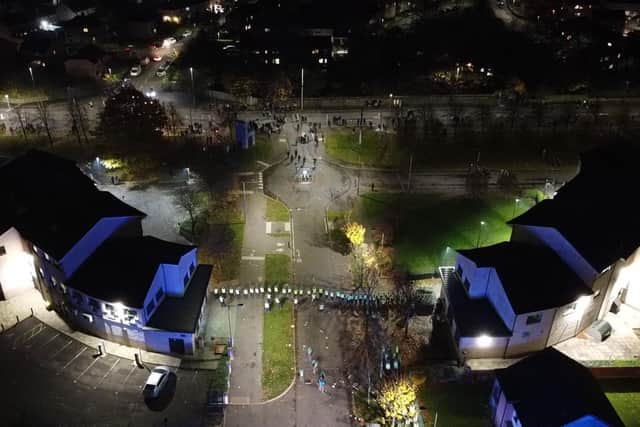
[152,54,163,62]
[156,62,170,77]
[129,65,142,77]
[140,56,150,65]
[183,29,193,38]
[163,37,177,48]
[143,366,171,399]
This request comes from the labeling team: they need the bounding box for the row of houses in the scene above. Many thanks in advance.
[0,150,211,354]
[440,142,640,360]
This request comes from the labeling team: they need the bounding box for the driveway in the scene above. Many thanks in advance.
[0,317,219,426]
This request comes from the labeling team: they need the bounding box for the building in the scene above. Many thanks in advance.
[64,44,109,79]
[440,142,640,359]
[0,150,212,355]
[491,348,624,427]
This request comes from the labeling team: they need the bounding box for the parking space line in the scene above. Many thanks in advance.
[94,358,120,390]
[62,347,86,369]
[22,325,47,344]
[48,340,72,360]
[74,354,101,382]
[13,323,44,348]
[120,364,137,389]
[38,332,60,349]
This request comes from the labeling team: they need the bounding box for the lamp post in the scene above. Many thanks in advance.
[512,198,520,218]
[300,67,304,111]
[28,66,35,89]
[189,66,194,128]
[476,221,485,248]
[4,94,10,110]
[225,302,244,360]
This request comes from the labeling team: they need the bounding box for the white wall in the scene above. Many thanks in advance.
[505,308,555,357]
[162,248,197,296]
[0,227,36,299]
[486,272,516,331]
[606,246,640,311]
[459,335,509,358]
[143,329,194,355]
[456,254,492,298]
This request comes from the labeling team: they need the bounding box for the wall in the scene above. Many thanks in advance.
[513,225,597,284]
[60,216,141,278]
[141,267,166,323]
[565,415,610,427]
[603,246,640,312]
[0,227,36,299]
[459,335,509,358]
[162,248,198,296]
[456,253,492,298]
[504,308,555,357]
[486,272,516,331]
[143,329,194,355]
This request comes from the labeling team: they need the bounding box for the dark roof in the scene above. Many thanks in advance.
[68,236,195,307]
[496,348,624,427]
[0,150,145,259]
[458,242,591,313]
[510,142,640,271]
[147,264,212,333]
[69,44,107,62]
[19,31,57,55]
[442,267,512,337]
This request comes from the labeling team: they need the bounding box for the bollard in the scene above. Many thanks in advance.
[31,307,34,316]
[97,344,104,357]
[16,315,19,323]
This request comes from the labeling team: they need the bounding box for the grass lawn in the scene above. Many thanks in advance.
[266,198,290,222]
[262,301,295,399]
[418,382,491,427]
[238,133,276,168]
[356,192,536,274]
[265,254,291,286]
[325,129,404,168]
[600,378,640,427]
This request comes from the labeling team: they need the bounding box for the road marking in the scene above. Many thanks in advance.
[75,354,101,382]
[121,364,137,388]
[257,161,270,167]
[38,332,60,349]
[241,256,265,261]
[94,358,120,389]
[14,323,44,348]
[62,347,86,369]
[48,340,72,360]
[23,324,46,344]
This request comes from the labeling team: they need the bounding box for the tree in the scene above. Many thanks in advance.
[378,376,419,425]
[265,74,293,109]
[166,102,184,137]
[97,84,168,142]
[177,188,202,242]
[230,77,258,102]
[465,165,489,198]
[344,222,366,247]
[393,271,415,338]
[14,106,29,143]
[35,101,54,147]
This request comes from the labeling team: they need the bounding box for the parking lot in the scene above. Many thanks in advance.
[0,317,218,426]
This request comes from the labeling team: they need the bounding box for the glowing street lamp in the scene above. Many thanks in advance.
[4,94,10,110]
[476,221,486,248]
[28,66,35,88]
[512,197,521,218]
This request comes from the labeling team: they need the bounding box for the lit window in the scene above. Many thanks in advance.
[526,314,542,325]
[83,27,89,33]
[0,246,5,256]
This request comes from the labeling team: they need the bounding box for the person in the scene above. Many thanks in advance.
[318,373,326,393]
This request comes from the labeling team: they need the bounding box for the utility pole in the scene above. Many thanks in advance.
[300,67,304,111]
[189,67,195,128]
[242,181,247,221]
[407,153,413,193]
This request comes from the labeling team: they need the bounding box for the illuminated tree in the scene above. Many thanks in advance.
[378,376,419,425]
[343,222,366,247]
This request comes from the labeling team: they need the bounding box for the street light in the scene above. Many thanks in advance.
[476,221,485,248]
[4,94,10,110]
[224,302,244,360]
[189,66,195,127]
[512,197,520,218]
[28,66,35,89]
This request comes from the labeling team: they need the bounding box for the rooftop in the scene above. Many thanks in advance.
[496,348,624,426]
[0,150,145,259]
[458,242,592,313]
[147,264,213,333]
[68,237,195,308]
[510,142,640,272]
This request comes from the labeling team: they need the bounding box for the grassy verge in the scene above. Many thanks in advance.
[356,192,536,274]
[265,254,291,286]
[238,132,276,168]
[325,129,402,168]
[418,382,491,427]
[600,378,640,427]
[266,198,290,222]
[262,301,295,399]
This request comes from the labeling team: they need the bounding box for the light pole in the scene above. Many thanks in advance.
[476,221,485,248]
[225,302,244,360]
[189,66,194,128]
[512,198,520,218]
[28,67,35,89]
[4,94,10,110]
[300,67,304,111]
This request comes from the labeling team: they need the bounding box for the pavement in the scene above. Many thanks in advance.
[0,316,219,426]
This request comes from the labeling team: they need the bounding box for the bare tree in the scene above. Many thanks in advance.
[393,271,415,338]
[14,106,29,143]
[177,188,202,241]
[166,102,184,137]
[531,98,546,129]
[35,101,54,147]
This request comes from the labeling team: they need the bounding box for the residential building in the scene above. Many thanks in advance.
[0,150,212,355]
[490,348,624,427]
[440,142,640,359]
[64,44,109,79]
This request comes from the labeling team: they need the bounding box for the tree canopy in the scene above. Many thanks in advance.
[97,84,168,141]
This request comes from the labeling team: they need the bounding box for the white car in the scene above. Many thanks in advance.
[129,65,142,77]
[183,29,193,38]
[156,62,170,77]
[143,366,171,399]
[162,37,177,48]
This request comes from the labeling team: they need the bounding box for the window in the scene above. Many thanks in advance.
[81,313,93,323]
[89,299,100,312]
[189,262,195,274]
[156,287,164,303]
[44,252,50,262]
[183,273,189,286]
[463,278,471,293]
[0,246,6,256]
[125,309,137,323]
[146,300,156,316]
[526,314,542,325]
